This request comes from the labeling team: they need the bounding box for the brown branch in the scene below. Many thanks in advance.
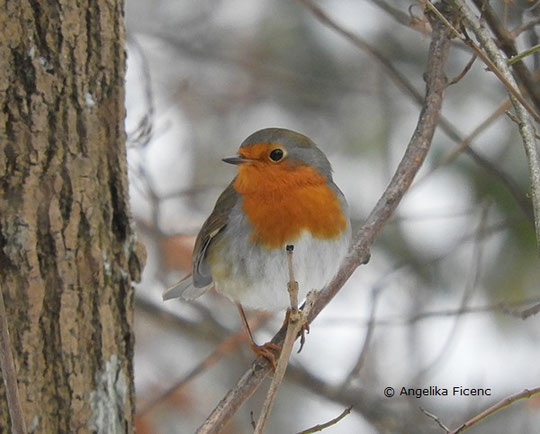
[511,16,540,38]
[420,407,450,433]
[449,386,540,434]
[517,302,540,319]
[429,99,511,171]
[0,287,27,434]
[296,405,353,434]
[447,54,477,86]
[194,6,453,433]
[253,247,312,433]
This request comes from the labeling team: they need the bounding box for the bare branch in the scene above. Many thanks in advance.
[420,407,450,433]
[285,364,394,431]
[517,302,540,319]
[512,16,540,38]
[507,44,540,66]
[253,247,312,434]
[449,386,540,434]
[428,99,511,171]
[447,54,477,86]
[296,405,353,434]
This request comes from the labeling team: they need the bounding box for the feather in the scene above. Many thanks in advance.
[162,275,210,301]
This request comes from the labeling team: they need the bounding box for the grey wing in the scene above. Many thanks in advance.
[163,181,238,301]
[191,181,238,287]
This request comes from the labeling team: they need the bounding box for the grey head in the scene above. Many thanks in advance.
[238,127,334,181]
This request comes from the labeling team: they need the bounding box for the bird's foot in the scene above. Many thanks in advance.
[250,341,282,370]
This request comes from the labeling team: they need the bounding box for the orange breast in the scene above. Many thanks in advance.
[233,163,347,248]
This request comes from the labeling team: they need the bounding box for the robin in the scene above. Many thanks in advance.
[164,128,351,362]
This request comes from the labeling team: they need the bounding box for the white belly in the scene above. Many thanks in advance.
[210,226,351,311]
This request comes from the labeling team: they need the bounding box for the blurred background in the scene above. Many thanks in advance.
[124,1,540,433]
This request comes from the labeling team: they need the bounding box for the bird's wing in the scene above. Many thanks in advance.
[192,181,238,286]
[162,181,239,301]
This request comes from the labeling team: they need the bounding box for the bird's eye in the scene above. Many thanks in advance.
[269,148,284,162]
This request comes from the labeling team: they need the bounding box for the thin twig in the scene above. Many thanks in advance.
[285,364,394,432]
[195,8,453,433]
[449,386,540,434]
[429,99,511,171]
[254,247,314,434]
[420,407,450,433]
[507,44,540,66]
[0,287,27,434]
[517,302,540,319]
[286,245,299,310]
[447,54,477,86]
[296,405,353,434]
[511,16,540,38]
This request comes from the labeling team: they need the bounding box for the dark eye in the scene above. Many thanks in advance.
[269,148,284,162]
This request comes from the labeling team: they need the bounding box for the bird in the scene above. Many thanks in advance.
[163,127,351,363]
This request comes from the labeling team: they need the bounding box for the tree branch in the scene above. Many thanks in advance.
[253,247,313,433]
[296,405,353,434]
[195,4,454,432]
[449,386,540,434]
[451,0,540,251]
[420,407,450,433]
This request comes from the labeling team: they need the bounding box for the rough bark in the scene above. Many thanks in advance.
[0,1,144,432]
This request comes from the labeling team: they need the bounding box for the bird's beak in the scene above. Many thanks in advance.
[222,155,250,165]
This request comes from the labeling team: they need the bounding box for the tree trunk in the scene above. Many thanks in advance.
[0,1,144,432]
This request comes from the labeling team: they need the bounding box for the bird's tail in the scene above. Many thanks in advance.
[162,274,209,301]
